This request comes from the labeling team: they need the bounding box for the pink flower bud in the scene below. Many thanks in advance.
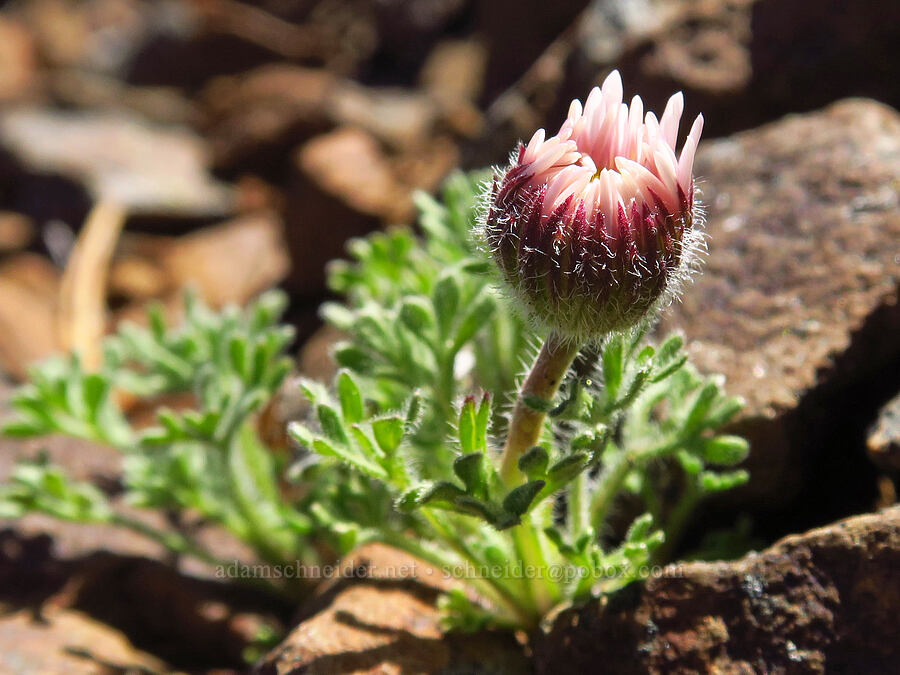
[485,70,704,339]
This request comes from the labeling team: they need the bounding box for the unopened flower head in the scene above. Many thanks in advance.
[485,70,704,339]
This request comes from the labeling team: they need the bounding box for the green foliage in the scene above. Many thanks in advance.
[2,291,313,574]
[1,170,750,633]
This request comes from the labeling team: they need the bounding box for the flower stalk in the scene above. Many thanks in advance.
[499,332,581,484]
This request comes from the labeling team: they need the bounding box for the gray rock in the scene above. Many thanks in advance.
[658,99,900,513]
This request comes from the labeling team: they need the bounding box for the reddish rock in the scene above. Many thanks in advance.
[0,211,34,254]
[0,253,60,380]
[0,18,38,103]
[534,506,900,675]
[109,211,289,322]
[158,211,290,308]
[253,543,529,675]
[0,607,165,674]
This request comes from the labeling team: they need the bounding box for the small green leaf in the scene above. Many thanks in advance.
[700,469,749,492]
[677,449,703,476]
[432,275,460,338]
[683,381,720,435]
[518,446,549,478]
[337,372,364,424]
[704,396,745,429]
[421,481,467,505]
[333,344,375,373]
[625,513,655,542]
[451,295,495,352]
[399,297,435,334]
[502,480,545,517]
[453,453,485,494]
[372,417,404,455]
[454,496,496,522]
[317,405,348,445]
[229,336,248,378]
[602,334,625,398]
[699,435,750,466]
[548,452,590,484]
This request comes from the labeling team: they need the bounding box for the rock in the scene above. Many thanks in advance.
[0,18,38,103]
[201,65,338,173]
[332,83,439,151]
[534,506,900,675]
[420,39,487,137]
[298,324,344,384]
[154,211,290,308]
[476,0,900,163]
[48,69,196,126]
[253,543,529,675]
[0,253,60,380]
[284,125,459,297]
[0,108,234,217]
[420,39,488,105]
[656,100,900,528]
[109,211,289,316]
[0,211,34,254]
[0,607,165,674]
[284,127,401,297]
[868,394,900,473]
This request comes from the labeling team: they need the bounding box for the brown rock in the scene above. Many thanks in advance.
[202,65,338,172]
[48,69,196,126]
[109,211,290,315]
[0,607,165,674]
[421,40,488,105]
[868,394,900,473]
[657,100,900,519]
[535,506,900,675]
[0,18,38,103]
[254,543,529,675]
[298,324,344,384]
[0,211,35,254]
[332,83,439,151]
[159,211,290,308]
[284,128,399,297]
[0,253,60,379]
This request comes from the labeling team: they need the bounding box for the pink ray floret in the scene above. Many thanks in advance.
[519,70,703,224]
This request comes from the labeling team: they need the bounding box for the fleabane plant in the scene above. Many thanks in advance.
[0,71,747,634]
[290,71,748,630]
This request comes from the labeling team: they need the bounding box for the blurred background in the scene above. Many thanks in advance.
[0,0,897,380]
[0,1,898,672]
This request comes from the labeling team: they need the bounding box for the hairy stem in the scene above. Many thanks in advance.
[589,450,635,533]
[499,332,580,484]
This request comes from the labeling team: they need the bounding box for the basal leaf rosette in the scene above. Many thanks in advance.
[485,70,704,339]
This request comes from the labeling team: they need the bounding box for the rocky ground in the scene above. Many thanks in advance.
[0,1,898,673]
